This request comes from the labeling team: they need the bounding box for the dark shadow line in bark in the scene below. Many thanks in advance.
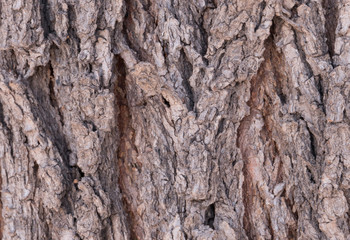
[25,64,75,217]
[254,0,267,32]
[162,95,171,108]
[216,118,225,137]
[204,203,216,229]
[114,54,140,240]
[306,166,316,184]
[122,0,148,62]
[0,1,2,27]
[0,101,5,240]
[40,0,54,38]
[0,101,13,158]
[268,18,288,106]
[284,193,298,239]
[47,60,65,128]
[306,124,317,162]
[322,0,339,64]
[315,75,326,113]
[67,4,81,52]
[27,63,71,168]
[198,12,209,57]
[178,49,195,111]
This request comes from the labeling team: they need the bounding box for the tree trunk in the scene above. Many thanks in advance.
[0,0,349,239]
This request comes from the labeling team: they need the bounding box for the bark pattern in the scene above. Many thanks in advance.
[0,0,349,239]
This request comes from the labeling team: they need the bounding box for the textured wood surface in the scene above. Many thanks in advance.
[0,0,349,239]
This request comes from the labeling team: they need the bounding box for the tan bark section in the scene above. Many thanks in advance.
[0,0,350,239]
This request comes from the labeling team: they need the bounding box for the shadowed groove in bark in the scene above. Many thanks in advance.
[285,193,298,239]
[197,9,209,57]
[178,49,194,111]
[47,60,65,127]
[26,65,71,169]
[114,55,139,240]
[0,101,4,240]
[315,75,326,113]
[0,50,18,77]
[25,65,79,221]
[237,47,266,239]
[216,118,225,137]
[40,0,54,38]
[204,203,215,229]
[0,101,13,158]
[306,124,317,162]
[236,33,277,238]
[255,0,267,32]
[67,4,81,51]
[237,21,299,238]
[122,0,152,62]
[322,0,339,61]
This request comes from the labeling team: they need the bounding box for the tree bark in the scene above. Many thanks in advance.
[0,0,349,239]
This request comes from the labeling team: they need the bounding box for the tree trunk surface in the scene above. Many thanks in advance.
[0,0,349,239]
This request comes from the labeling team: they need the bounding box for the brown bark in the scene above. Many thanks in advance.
[0,0,350,239]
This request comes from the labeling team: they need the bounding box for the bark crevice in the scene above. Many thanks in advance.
[114,54,139,239]
[27,66,71,168]
[204,203,215,229]
[322,0,339,61]
[178,49,194,111]
[67,4,81,51]
[40,0,54,38]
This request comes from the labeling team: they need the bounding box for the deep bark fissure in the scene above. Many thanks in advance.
[179,49,194,111]
[204,203,215,229]
[162,96,171,108]
[27,66,71,168]
[197,11,209,57]
[237,56,265,240]
[0,101,5,240]
[306,166,316,184]
[315,75,326,113]
[306,124,317,161]
[237,30,281,237]
[284,194,298,238]
[0,101,13,157]
[25,66,77,222]
[114,55,139,240]
[322,0,339,61]
[47,60,65,128]
[215,118,225,137]
[122,0,149,62]
[255,0,267,32]
[67,4,81,51]
[40,0,54,38]
[237,21,300,238]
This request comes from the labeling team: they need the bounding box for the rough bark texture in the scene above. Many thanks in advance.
[0,0,350,239]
